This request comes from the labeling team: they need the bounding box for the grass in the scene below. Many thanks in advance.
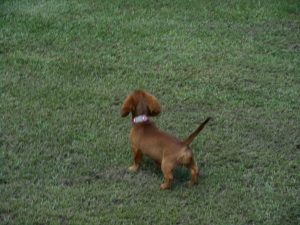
[1,0,299,224]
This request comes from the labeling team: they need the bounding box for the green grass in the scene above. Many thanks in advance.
[1,0,299,224]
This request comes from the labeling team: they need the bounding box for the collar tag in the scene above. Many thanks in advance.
[132,115,149,124]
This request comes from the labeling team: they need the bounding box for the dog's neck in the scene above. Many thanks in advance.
[132,115,149,124]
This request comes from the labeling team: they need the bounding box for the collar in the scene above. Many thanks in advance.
[132,115,149,124]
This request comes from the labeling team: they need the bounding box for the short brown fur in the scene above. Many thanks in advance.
[121,90,210,190]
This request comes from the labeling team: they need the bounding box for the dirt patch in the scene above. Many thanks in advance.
[288,43,300,52]
[0,209,15,224]
[62,165,161,187]
[61,163,196,188]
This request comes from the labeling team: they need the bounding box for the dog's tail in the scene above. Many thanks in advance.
[182,117,211,146]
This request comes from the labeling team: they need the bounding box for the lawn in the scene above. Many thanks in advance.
[0,0,299,224]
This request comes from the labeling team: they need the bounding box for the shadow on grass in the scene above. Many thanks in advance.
[61,158,204,190]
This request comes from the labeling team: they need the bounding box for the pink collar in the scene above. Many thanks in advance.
[132,115,149,124]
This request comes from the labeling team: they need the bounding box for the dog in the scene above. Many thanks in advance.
[121,90,210,189]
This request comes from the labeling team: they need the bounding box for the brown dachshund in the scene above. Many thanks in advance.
[121,90,210,190]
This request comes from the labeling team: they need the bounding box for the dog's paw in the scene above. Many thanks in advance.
[128,165,139,172]
[187,180,198,187]
[160,183,171,190]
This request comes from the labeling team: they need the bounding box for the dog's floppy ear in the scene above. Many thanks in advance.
[145,93,161,117]
[120,94,134,117]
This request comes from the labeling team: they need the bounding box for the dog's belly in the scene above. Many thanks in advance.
[140,144,163,163]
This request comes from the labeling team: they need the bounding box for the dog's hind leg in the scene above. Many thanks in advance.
[160,159,174,190]
[187,158,199,186]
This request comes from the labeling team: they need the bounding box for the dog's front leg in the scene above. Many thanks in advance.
[128,146,142,172]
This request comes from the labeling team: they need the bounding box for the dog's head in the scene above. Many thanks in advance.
[120,90,161,118]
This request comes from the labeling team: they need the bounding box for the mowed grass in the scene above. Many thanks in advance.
[1,0,299,224]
